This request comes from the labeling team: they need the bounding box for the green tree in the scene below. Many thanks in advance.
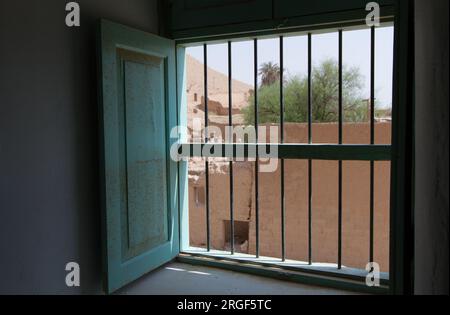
[259,62,281,86]
[243,58,368,125]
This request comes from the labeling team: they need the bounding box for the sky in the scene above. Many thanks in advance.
[186,26,394,109]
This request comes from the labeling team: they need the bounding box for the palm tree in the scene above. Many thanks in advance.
[259,62,280,86]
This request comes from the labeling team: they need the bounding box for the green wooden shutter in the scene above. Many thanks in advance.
[98,20,179,294]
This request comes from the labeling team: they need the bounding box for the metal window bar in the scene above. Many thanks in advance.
[370,26,376,264]
[338,30,343,269]
[203,44,211,252]
[280,36,286,262]
[307,33,313,265]
[228,41,235,255]
[180,144,390,160]
[254,38,260,258]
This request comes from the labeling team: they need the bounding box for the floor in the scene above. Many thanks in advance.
[116,262,358,295]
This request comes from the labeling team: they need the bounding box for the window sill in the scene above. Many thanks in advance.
[178,247,389,294]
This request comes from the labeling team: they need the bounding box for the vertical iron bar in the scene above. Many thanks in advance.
[228,41,235,255]
[280,36,286,262]
[254,39,260,258]
[307,33,313,265]
[280,36,284,144]
[338,30,343,270]
[370,26,376,263]
[204,44,211,252]
[280,36,286,261]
